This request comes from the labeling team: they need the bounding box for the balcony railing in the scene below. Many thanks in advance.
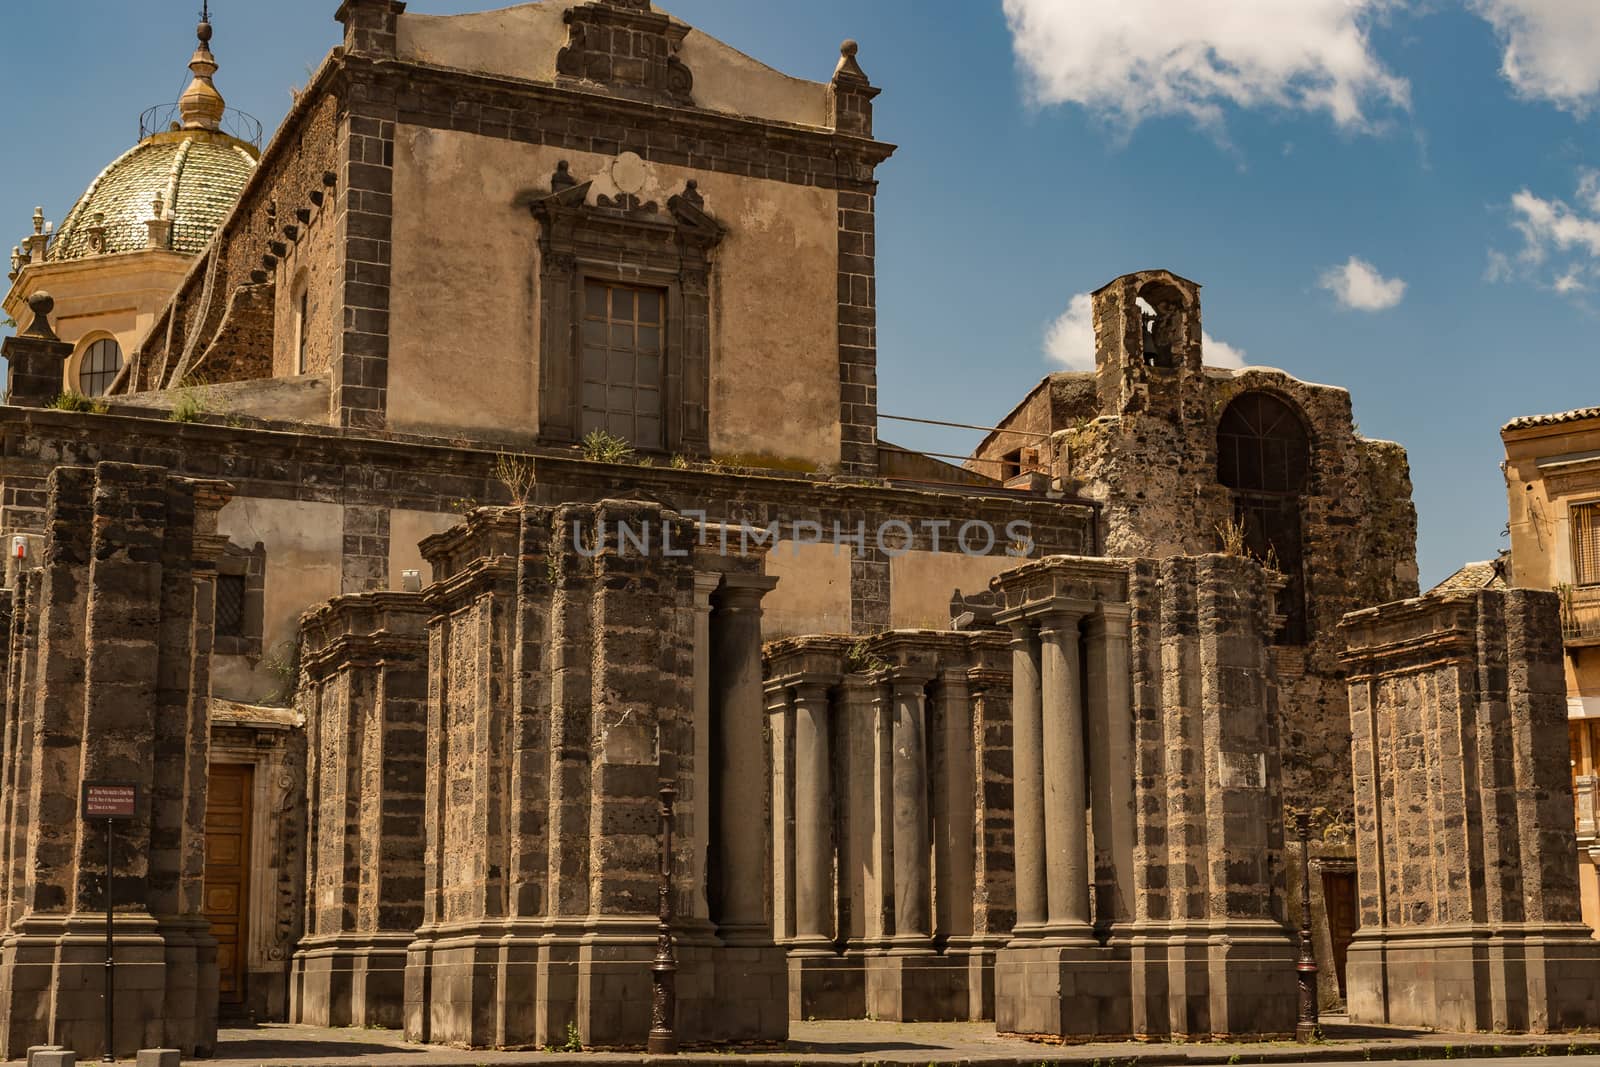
[1560,585,1600,642]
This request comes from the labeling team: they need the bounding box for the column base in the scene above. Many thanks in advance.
[0,912,216,1060]
[403,918,787,1048]
[1127,921,1296,1039]
[864,952,972,1022]
[1347,924,1600,1034]
[788,953,864,1020]
[291,932,413,1029]
[998,922,1295,1041]
[996,941,1130,1039]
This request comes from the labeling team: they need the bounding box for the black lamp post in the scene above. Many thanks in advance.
[647,781,679,1055]
[1295,810,1319,1043]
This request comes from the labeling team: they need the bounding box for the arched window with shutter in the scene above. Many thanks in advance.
[1218,391,1311,643]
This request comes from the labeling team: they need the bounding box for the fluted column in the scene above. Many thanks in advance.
[711,573,779,945]
[1039,609,1091,934]
[791,681,834,953]
[1086,606,1136,930]
[889,672,934,952]
[1009,623,1046,936]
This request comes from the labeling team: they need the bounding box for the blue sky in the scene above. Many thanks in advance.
[5,1,1599,588]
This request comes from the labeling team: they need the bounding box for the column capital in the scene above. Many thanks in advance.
[1036,604,1089,635]
[1007,620,1036,645]
[692,571,722,609]
[790,678,833,707]
[1085,603,1132,638]
[886,664,935,692]
[713,572,779,613]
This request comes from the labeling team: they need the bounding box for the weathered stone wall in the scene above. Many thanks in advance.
[764,630,1013,1023]
[0,461,230,1058]
[0,405,1093,657]
[1341,587,1600,1032]
[290,592,429,1028]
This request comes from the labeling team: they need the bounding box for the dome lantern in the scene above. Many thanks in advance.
[178,4,226,132]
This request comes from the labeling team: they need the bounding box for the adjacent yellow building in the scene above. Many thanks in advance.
[1503,405,1600,931]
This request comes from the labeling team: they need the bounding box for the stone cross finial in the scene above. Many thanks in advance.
[21,292,59,341]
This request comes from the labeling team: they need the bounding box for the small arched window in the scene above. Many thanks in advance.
[292,274,310,374]
[1218,391,1311,643]
[1218,392,1309,492]
[77,338,123,397]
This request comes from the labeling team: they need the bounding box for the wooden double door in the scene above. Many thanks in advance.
[203,763,253,1012]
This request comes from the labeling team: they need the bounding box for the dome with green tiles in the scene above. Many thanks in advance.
[48,13,257,263]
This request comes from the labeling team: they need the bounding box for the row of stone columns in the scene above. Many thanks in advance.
[1005,601,1135,941]
[766,632,1012,1021]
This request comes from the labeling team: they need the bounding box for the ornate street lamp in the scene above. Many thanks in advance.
[647,780,679,1054]
[1295,810,1320,1043]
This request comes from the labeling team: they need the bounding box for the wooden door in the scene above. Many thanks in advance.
[204,763,253,1009]
[1322,870,1359,1000]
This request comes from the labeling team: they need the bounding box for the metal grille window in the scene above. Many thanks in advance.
[580,281,664,450]
[215,573,246,639]
[78,338,122,397]
[1574,502,1600,586]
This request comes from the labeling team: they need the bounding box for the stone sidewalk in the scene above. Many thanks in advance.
[70,1019,1600,1066]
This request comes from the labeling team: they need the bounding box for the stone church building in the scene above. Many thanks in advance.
[1,0,1596,1057]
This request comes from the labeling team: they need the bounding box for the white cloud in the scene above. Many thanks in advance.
[1501,173,1600,297]
[1319,257,1408,311]
[1469,0,1600,112]
[1044,294,1098,371]
[1044,292,1246,372]
[1000,0,1409,132]
[1554,267,1588,294]
[1511,187,1600,258]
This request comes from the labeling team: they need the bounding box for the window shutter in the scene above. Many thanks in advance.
[1574,503,1600,586]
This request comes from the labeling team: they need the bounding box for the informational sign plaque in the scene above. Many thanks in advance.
[81,781,138,821]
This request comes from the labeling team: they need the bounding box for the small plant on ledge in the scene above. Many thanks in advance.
[50,391,108,414]
[579,428,634,465]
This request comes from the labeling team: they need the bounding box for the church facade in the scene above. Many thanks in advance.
[1,0,1596,1057]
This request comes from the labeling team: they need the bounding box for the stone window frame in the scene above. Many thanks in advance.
[529,170,723,459]
[214,540,267,659]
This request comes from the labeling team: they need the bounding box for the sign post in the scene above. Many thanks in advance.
[82,782,137,1064]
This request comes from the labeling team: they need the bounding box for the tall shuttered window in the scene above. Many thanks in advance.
[580,281,664,451]
[1574,502,1600,586]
